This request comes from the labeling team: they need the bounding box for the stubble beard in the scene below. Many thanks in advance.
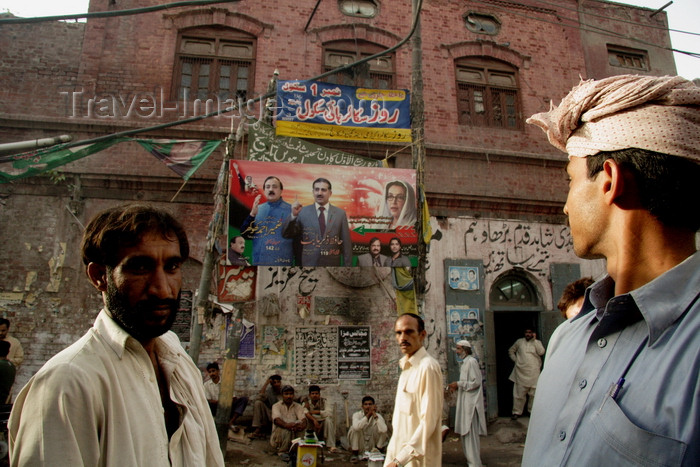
[105,278,180,342]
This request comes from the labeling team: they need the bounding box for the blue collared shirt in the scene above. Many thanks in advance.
[523,251,700,467]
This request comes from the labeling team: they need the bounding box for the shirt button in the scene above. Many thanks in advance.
[579,379,587,389]
[597,338,607,348]
[559,430,566,441]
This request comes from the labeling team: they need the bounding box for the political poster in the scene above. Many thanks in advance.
[275,80,411,143]
[228,160,417,267]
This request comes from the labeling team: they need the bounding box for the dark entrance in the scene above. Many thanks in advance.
[494,311,540,417]
[489,273,541,417]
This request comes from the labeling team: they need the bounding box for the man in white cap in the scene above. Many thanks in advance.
[522,75,700,466]
[448,340,486,467]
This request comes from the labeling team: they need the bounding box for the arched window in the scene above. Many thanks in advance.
[455,57,520,129]
[323,40,394,89]
[490,275,538,307]
[173,26,255,102]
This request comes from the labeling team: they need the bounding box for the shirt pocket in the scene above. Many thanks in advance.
[398,372,420,415]
[591,395,687,467]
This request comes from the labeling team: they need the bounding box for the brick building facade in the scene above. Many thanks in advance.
[0,0,676,424]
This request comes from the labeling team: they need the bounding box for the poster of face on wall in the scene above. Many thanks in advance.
[448,266,480,290]
[447,307,481,336]
[229,160,417,267]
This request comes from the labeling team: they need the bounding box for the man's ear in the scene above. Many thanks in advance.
[602,159,638,208]
[601,159,624,206]
[87,263,108,291]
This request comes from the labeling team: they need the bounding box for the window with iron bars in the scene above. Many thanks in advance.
[174,28,254,103]
[455,60,520,129]
[322,41,394,89]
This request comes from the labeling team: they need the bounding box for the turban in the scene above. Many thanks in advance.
[527,75,700,161]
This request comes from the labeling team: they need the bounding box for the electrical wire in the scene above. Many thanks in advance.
[5,0,424,154]
[0,0,239,24]
[469,0,698,58]
[529,0,700,37]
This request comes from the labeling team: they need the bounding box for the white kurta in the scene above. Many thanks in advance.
[454,355,487,437]
[9,310,224,467]
[507,338,545,387]
[384,347,443,467]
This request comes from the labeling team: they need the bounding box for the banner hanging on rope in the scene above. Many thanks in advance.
[0,137,221,183]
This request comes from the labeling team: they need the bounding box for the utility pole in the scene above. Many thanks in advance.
[188,118,241,364]
[411,0,427,315]
[215,305,244,450]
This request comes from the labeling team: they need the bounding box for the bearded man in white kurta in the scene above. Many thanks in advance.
[384,313,443,467]
[507,328,545,419]
[448,340,487,467]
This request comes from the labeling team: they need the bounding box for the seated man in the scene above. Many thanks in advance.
[249,374,283,439]
[202,362,249,426]
[302,385,337,453]
[270,385,307,459]
[347,396,388,462]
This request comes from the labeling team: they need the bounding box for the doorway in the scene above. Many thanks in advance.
[493,311,540,417]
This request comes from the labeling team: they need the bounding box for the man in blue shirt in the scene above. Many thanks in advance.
[240,175,294,266]
[523,75,700,466]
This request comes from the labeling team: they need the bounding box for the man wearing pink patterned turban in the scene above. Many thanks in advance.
[522,75,700,467]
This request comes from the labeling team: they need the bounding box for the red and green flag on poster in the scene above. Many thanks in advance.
[0,137,221,183]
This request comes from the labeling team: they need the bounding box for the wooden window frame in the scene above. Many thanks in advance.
[607,45,648,71]
[322,40,395,89]
[173,27,255,102]
[455,57,521,129]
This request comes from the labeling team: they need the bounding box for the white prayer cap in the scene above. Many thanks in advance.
[456,340,471,349]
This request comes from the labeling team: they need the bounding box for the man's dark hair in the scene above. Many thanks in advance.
[586,148,700,231]
[398,312,425,332]
[81,204,189,269]
[230,235,244,245]
[0,340,9,358]
[308,385,320,393]
[369,237,381,245]
[264,176,283,190]
[313,177,332,191]
[270,374,282,382]
[362,395,375,404]
[390,237,402,247]
[206,362,219,371]
[557,277,594,317]
[0,318,9,328]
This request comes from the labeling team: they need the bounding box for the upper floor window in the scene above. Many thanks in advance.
[464,12,501,35]
[339,0,378,18]
[173,27,255,102]
[455,57,520,129]
[323,40,394,89]
[607,45,648,71]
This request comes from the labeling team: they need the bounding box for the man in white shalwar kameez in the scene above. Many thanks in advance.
[507,328,545,419]
[448,340,487,467]
[384,313,443,467]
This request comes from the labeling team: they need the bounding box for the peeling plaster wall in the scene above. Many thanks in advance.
[0,196,210,396]
[197,266,410,428]
[426,216,606,314]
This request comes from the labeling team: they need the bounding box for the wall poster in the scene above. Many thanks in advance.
[338,326,371,380]
[295,326,339,385]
